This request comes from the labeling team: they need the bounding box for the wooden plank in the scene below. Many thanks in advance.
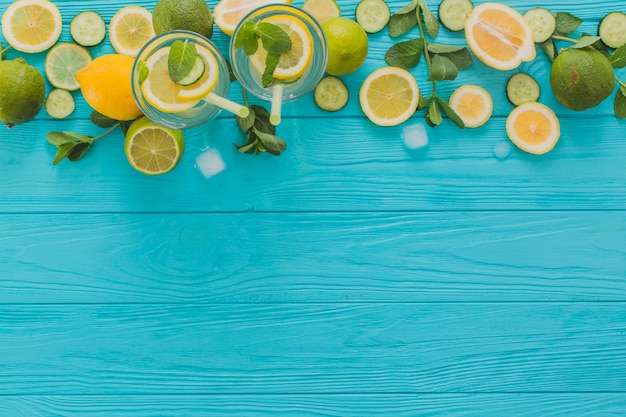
[1,303,625,394]
[2,212,625,303]
[2,394,626,416]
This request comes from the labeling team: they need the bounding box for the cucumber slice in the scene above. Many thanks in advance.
[598,12,626,49]
[175,56,206,86]
[523,8,556,43]
[314,76,349,112]
[70,11,106,47]
[506,73,540,106]
[438,0,473,32]
[45,89,75,119]
[355,0,390,34]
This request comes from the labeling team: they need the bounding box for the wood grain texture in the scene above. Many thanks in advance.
[2,394,626,416]
[1,303,625,394]
[1,212,625,303]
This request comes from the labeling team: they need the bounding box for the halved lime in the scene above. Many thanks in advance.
[124,116,185,175]
[44,43,92,91]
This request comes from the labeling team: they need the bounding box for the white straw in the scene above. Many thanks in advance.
[204,93,249,118]
[270,84,284,126]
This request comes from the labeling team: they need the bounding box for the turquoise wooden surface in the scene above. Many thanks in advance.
[1,0,626,415]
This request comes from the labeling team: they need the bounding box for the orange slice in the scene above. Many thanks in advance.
[449,84,493,128]
[506,102,560,155]
[465,2,535,70]
[213,0,294,36]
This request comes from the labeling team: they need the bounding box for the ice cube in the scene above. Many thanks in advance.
[493,141,512,160]
[195,149,226,179]
[402,123,429,150]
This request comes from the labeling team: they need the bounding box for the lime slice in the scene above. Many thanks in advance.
[45,89,75,119]
[1,0,63,53]
[109,6,155,57]
[124,116,185,175]
[45,43,92,91]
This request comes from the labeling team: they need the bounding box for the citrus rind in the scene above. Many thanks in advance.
[506,102,560,155]
[449,84,493,128]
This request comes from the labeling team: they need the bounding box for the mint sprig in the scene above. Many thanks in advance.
[168,40,198,83]
[235,103,286,156]
[234,21,292,88]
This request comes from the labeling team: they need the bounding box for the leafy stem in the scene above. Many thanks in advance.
[415,9,435,96]
[551,35,578,44]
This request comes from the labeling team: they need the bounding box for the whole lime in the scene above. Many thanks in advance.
[322,17,369,76]
[550,47,615,111]
[0,58,45,127]
[153,0,214,39]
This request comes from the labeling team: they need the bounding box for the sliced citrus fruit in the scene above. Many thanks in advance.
[465,2,535,70]
[124,116,185,176]
[359,67,420,127]
[44,43,92,91]
[303,0,340,25]
[109,6,156,57]
[1,0,62,53]
[213,0,293,36]
[449,84,493,128]
[249,14,313,81]
[506,102,560,155]
[177,47,220,101]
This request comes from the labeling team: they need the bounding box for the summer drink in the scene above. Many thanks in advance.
[229,4,328,124]
[132,30,246,130]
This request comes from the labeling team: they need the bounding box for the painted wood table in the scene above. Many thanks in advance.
[1,0,626,415]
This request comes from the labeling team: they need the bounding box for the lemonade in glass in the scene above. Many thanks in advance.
[132,30,247,130]
[229,4,328,124]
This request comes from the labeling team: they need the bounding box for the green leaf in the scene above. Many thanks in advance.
[251,104,276,135]
[253,128,287,155]
[541,39,557,61]
[554,12,582,36]
[427,43,464,54]
[233,22,257,50]
[236,134,258,154]
[417,0,438,38]
[384,38,424,69]
[388,0,418,38]
[434,49,472,70]
[426,100,442,126]
[257,22,291,55]
[262,53,281,88]
[53,142,75,165]
[46,131,76,146]
[237,107,256,133]
[610,44,626,68]
[436,97,464,129]
[428,54,458,81]
[571,35,602,49]
[63,131,93,143]
[225,59,237,82]
[614,89,626,119]
[418,95,432,110]
[136,60,149,85]
[68,141,91,162]
[168,40,198,83]
[90,111,117,128]
[120,121,129,137]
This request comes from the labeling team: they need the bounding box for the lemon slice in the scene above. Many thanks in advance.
[359,67,420,127]
[506,102,560,155]
[124,116,185,176]
[213,0,293,36]
[1,0,62,53]
[302,0,340,25]
[44,43,92,91]
[109,6,156,57]
[449,84,493,128]
[464,3,535,70]
[249,14,313,81]
[177,47,220,101]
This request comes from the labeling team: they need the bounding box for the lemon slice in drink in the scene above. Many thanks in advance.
[359,67,420,127]
[124,116,185,176]
[249,14,313,81]
[177,47,220,101]
[109,6,156,57]
[44,43,92,91]
[1,0,62,53]
[303,0,340,25]
[214,0,294,36]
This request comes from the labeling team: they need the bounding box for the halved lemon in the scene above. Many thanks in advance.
[1,0,62,53]
[213,0,293,36]
[359,67,420,127]
[109,6,155,57]
[449,84,493,128]
[177,47,220,101]
[465,2,535,70]
[249,14,313,81]
[506,102,560,155]
[303,0,340,25]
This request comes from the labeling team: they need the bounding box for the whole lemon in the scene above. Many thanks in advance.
[550,47,615,111]
[75,54,143,121]
[322,17,369,76]
[0,58,45,127]
[153,0,214,39]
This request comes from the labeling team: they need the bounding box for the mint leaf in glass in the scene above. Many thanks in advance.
[168,40,198,83]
